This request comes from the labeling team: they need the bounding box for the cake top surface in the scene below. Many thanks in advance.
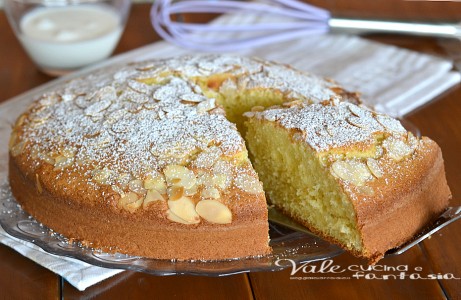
[21,74,244,178]
[244,100,407,153]
[16,54,355,179]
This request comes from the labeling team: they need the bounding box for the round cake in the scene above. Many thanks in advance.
[8,54,450,262]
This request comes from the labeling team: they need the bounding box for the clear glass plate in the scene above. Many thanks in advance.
[0,182,344,276]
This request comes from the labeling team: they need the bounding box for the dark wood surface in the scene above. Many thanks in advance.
[1,2,460,299]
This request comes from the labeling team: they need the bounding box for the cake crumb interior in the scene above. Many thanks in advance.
[244,118,363,252]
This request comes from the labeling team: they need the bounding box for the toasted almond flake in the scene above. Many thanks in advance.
[383,136,413,161]
[143,189,164,208]
[119,192,142,212]
[196,98,216,114]
[180,93,207,103]
[184,184,197,196]
[201,186,220,199]
[234,173,263,194]
[143,173,167,194]
[356,185,375,196]
[366,158,383,178]
[331,159,373,186]
[129,179,146,195]
[197,173,213,188]
[346,116,366,128]
[39,152,55,165]
[167,196,200,224]
[15,114,27,128]
[11,141,26,157]
[53,155,74,170]
[61,146,77,158]
[195,200,232,224]
[375,114,406,133]
[212,174,229,190]
[116,173,132,187]
[168,185,185,201]
[84,99,112,116]
[30,148,40,159]
[164,165,196,189]
[111,185,125,197]
[407,132,418,150]
[92,167,111,184]
[166,209,195,225]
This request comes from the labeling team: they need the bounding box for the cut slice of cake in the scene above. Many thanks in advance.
[244,99,451,263]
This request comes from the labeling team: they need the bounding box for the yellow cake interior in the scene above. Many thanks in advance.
[196,76,286,132]
[244,118,363,253]
[194,76,363,252]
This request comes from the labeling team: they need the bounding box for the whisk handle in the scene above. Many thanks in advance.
[329,17,460,39]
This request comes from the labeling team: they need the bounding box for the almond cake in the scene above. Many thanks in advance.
[8,55,450,262]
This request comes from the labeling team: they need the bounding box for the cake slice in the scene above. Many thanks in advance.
[244,99,451,263]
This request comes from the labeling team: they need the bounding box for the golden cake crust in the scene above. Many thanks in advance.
[8,54,450,263]
[244,99,451,263]
[9,156,270,259]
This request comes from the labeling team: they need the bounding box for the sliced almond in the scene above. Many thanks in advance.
[119,192,143,213]
[346,116,366,129]
[180,93,207,103]
[331,159,373,186]
[61,146,77,158]
[53,155,74,170]
[111,185,125,197]
[167,196,200,224]
[196,98,216,114]
[195,200,232,224]
[143,173,167,193]
[166,209,195,225]
[234,173,263,194]
[201,186,220,199]
[128,179,146,195]
[212,174,229,190]
[15,114,27,128]
[84,99,112,116]
[163,165,196,189]
[92,167,111,185]
[38,152,55,165]
[383,136,413,161]
[30,148,40,159]
[143,189,164,208]
[184,184,198,196]
[347,103,366,117]
[375,114,406,134]
[116,173,132,187]
[375,146,384,158]
[31,109,52,123]
[356,185,375,196]
[167,185,185,201]
[407,132,419,150]
[10,141,26,157]
[366,158,383,178]
[196,172,214,188]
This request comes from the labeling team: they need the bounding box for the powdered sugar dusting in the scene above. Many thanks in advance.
[17,54,358,182]
[247,101,407,152]
[20,57,248,180]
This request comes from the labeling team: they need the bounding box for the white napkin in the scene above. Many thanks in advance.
[0,226,123,291]
[0,11,459,292]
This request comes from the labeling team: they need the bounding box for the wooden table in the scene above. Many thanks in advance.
[1,1,460,299]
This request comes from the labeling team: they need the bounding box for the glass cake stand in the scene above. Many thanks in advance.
[0,181,344,276]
